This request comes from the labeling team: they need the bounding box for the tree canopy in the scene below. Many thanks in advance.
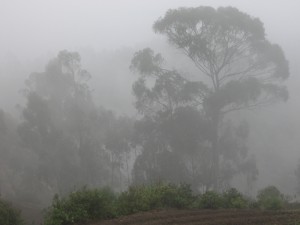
[130,6,288,190]
[153,6,289,112]
[18,51,123,197]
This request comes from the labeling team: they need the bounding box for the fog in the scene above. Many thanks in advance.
[1,0,300,111]
[1,1,299,54]
[1,0,300,223]
[1,0,300,106]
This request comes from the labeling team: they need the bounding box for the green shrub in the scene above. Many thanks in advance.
[257,186,284,210]
[199,191,223,209]
[117,185,155,214]
[159,183,194,209]
[0,198,24,225]
[117,183,194,215]
[43,187,117,225]
[222,188,248,209]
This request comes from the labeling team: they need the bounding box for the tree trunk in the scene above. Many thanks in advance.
[211,111,220,191]
[111,153,114,187]
[191,155,196,189]
[125,151,130,186]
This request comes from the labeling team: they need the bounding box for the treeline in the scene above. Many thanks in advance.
[0,51,135,206]
[0,48,257,207]
[0,5,296,220]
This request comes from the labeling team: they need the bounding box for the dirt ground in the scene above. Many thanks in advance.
[89,209,300,225]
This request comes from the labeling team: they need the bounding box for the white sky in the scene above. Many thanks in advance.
[1,0,299,60]
[0,0,299,113]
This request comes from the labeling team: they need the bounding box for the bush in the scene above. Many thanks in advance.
[257,186,284,210]
[222,188,248,209]
[159,183,194,209]
[117,183,194,215]
[199,191,223,209]
[0,198,24,225]
[43,187,117,225]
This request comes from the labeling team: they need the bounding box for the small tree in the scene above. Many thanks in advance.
[257,186,284,210]
[43,187,116,225]
[0,198,24,225]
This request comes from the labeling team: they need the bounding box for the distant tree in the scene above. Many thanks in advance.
[295,160,300,194]
[104,113,134,189]
[0,110,7,137]
[131,6,289,190]
[257,185,285,210]
[0,110,17,196]
[18,51,111,195]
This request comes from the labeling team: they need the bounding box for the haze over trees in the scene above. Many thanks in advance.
[130,6,289,191]
[0,51,135,205]
[0,3,297,223]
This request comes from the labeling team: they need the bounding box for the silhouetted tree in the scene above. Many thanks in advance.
[18,50,110,194]
[131,6,289,190]
[295,160,300,194]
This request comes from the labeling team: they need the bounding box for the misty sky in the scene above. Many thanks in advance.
[1,0,299,112]
[1,0,299,60]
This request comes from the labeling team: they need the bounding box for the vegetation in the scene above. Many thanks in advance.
[43,187,117,225]
[257,185,285,210]
[117,183,194,215]
[0,197,24,225]
[2,50,135,206]
[131,5,288,191]
[43,183,299,225]
[222,188,249,209]
[0,4,295,225]
[198,191,223,209]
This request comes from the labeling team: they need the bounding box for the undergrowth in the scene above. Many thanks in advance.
[43,184,295,225]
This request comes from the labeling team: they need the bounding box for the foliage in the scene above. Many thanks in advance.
[16,50,135,201]
[42,184,300,224]
[43,183,194,224]
[117,183,194,215]
[197,188,251,209]
[0,198,24,225]
[43,187,117,225]
[199,191,223,209]
[132,146,191,186]
[131,5,288,191]
[257,186,285,210]
[222,188,248,209]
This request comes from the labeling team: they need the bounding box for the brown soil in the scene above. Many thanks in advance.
[88,209,300,225]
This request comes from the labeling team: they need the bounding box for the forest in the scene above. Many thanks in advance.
[1,1,300,225]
